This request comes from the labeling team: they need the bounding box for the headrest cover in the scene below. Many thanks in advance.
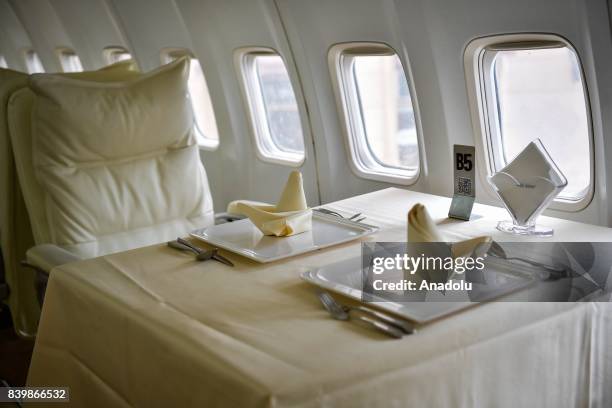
[30,58,192,166]
[5,59,142,246]
[27,58,211,253]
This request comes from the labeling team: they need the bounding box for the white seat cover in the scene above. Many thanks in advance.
[28,58,213,258]
[2,61,142,336]
[8,60,142,246]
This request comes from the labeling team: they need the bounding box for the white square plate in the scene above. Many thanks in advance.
[301,256,535,323]
[190,212,379,263]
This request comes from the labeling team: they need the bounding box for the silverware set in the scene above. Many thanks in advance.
[168,238,234,267]
[314,208,366,223]
[316,289,414,339]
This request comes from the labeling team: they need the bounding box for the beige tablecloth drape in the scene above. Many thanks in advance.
[27,188,612,407]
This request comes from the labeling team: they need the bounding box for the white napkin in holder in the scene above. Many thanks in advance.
[488,139,567,237]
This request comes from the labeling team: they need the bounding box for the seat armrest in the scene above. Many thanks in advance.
[24,244,82,274]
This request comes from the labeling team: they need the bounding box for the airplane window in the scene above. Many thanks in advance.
[162,51,220,149]
[483,45,591,201]
[104,47,132,65]
[329,43,420,183]
[352,54,419,171]
[239,50,305,165]
[252,55,305,158]
[24,49,44,73]
[57,48,83,73]
[0,55,7,68]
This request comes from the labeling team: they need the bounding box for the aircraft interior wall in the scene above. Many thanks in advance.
[1,0,611,225]
[3,1,612,405]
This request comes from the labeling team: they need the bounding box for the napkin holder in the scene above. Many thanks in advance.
[488,140,567,237]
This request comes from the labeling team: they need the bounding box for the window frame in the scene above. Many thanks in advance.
[464,33,594,212]
[234,46,306,167]
[103,46,133,66]
[161,47,220,151]
[328,42,423,185]
[23,48,44,74]
[56,47,83,72]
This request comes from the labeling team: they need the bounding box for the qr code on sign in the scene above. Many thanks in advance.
[457,177,472,195]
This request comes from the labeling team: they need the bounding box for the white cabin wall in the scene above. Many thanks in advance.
[276,0,446,204]
[0,1,32,72]
[173,0,321,211]
[8,0,75,73]
[107,0,193,71]
[590,0,612,226]
[49,0,129,70]
[1,0,612,225]
[278,0,612,226]
[390,0,612,226]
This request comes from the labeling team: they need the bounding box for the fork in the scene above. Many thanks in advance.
[169,238,234,266]
[314,208,366,223]
[343,302,414,334]
[317,290,404,339]
[318,290,414,334]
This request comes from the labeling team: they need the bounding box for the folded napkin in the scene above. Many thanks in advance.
[489,139,567,225]
[497,139,566,187]
[227,171,312,237]
[407,203,445,242]
[407,203,491,257]
[489,173,556,225]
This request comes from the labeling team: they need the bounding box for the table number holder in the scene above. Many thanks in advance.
[449,145,476,221]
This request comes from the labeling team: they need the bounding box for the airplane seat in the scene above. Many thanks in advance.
[1,61,141,337]
[1,59,213,337]
[8,57,214,273]
[9,60,142,248]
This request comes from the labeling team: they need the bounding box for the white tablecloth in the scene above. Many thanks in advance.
[27,188,612,407]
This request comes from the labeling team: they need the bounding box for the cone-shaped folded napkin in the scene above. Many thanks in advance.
[227,171,312,237]
[407,203,445,242]
[407,203,491,257]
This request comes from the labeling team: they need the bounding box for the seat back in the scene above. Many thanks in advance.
[9,61,142,246]
[20,58,213,259]
[2,60,141,336]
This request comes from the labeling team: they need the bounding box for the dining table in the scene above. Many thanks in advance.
[26,188,612,407]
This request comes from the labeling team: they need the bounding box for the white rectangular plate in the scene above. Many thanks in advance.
[190,212,379,263]
[301,256,535,323]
